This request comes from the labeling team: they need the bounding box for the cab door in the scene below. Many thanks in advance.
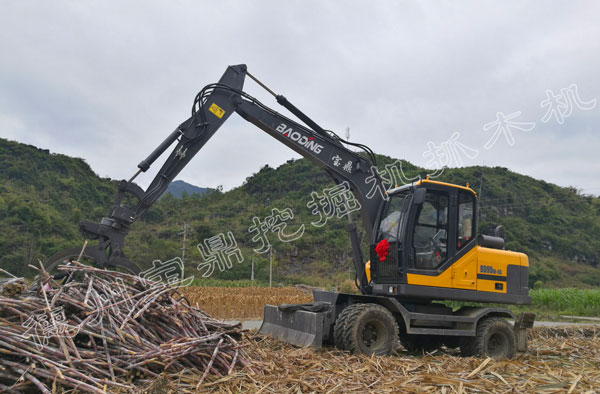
[452,191,477,290]
[371,191,410,282]
[411,189,450,270]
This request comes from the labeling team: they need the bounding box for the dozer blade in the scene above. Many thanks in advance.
[259,302,332,348]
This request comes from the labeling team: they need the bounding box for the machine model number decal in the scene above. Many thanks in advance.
[480,265,503,275]
[208,103,225,119]
[276,123,324,154]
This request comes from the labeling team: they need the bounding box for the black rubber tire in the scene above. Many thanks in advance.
[333,306,354,350]
[400,334,442,354]
[462,317,516,359]
[342,304,399,356]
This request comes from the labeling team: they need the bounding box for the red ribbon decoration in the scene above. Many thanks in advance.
[375,239,390,262]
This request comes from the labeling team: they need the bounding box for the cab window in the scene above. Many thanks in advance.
[377,191,410,243]
[413,190,448,269]
[457,192,475,249]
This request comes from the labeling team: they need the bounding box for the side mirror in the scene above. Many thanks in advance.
[413,188,426,204]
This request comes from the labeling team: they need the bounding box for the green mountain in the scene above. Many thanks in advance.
[164,180,209,198]
[1,137,599,288]
[0,138,116,276]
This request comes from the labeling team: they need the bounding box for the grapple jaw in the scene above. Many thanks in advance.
[259,301,335,348]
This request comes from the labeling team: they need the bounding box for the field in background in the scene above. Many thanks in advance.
[447,288,600,319]
[529,288,600,316]
[182,284,600,320]
[181,286,312,319]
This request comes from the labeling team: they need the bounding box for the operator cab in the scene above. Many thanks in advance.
[369,179,529,304]
[370,181,476,294]
[373,179,477,273]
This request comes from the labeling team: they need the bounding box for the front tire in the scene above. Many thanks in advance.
[461,317,516,359]
[341,304,399,356]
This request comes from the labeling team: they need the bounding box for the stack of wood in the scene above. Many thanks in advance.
[0,264,251,393]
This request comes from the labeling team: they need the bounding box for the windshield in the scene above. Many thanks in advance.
[377,191,411,243]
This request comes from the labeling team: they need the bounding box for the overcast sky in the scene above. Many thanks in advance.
[1,1,599,195]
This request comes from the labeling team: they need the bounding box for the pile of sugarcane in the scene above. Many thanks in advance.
[0,263,251,393]
[0,277,26,298]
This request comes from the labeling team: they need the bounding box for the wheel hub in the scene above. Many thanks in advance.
[487,332,507,358]
[362,321,385,350]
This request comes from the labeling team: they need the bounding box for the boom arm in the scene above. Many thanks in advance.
[77,64,385,292]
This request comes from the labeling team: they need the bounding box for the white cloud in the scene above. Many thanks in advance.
[0,0,598,192]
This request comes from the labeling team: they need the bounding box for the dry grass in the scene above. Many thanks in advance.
[192,326,600,393]
[180,286,313,319]
[173,287,600,393]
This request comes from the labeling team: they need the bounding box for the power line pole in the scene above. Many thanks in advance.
[269,248,273,288]
[179,223,192,264]
[479,168,484,200]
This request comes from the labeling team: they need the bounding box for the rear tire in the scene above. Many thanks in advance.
[342,304,398,356]
[461,317,516,359]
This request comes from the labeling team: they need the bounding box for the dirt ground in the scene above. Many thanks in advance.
[172,288,600,393]
[149,326,599,393]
